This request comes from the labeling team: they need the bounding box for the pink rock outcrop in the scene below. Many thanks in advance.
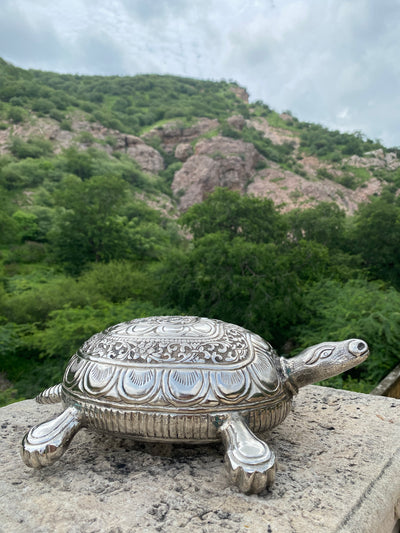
[143,118,219,152]
[172,137,262,210]
[175,143,193,161]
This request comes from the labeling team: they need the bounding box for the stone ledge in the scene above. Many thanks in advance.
[1,385,399,533]
[371,363,400,398]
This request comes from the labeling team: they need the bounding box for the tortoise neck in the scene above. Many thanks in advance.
[279,357,300,395]
[280,354,318,391]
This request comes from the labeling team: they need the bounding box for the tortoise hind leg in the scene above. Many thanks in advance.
[21,406,83,468]
[219,413,276,494]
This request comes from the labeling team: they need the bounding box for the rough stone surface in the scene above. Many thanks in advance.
[143,118,219,152]
[0,111,390,216]
[105,134,164,174]
[371,363,400,399]
[246,116,300,147]
[229,86,249,103]
[345,149,400,170]
[227,115,245,130]
[1,386,399,532]
[172,137,261,210]
[247,164,382,214]
[174,142,193,161]
[0,114,166,176]
[125,143,164,174]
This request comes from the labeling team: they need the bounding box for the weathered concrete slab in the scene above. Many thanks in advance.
[371,363,400,399]
[1,385,399,533]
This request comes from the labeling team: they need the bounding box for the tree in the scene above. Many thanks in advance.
[179,188,286,244]
[286,202,346,250]
[0,187,18,244]
[295,279,400,391]
[49,175,129,273]
[160,233,329,345]
[12,211,39,242]
[62,147,94,179]
[349,197,400,288]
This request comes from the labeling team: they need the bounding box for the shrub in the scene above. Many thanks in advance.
[60,119,72,131]
[78,261,158,303]
[30,300,177,359]
[1,275,92,324]
[294,279,400,391]
[76,131,96,145]
[7,106,26,124]
[31,98,55,115]
[0,157,59,189]
[49,109,64,122]
[9,136,53,159]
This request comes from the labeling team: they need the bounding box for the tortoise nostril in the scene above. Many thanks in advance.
[349,339,368,357]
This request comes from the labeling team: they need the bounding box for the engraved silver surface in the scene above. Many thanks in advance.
[64,316,282,411]
[21,316,369,494]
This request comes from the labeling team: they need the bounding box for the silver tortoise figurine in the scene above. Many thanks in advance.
[21,316,369,493]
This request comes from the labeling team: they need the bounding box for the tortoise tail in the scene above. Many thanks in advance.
[36,383,63,404]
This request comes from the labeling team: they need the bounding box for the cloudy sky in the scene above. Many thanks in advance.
[1,0,399,147]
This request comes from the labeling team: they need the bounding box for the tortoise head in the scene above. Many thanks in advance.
[280,339,369,392]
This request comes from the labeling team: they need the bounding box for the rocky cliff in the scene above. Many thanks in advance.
[0,64,398,216]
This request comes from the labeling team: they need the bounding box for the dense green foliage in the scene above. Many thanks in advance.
[1,58,399,406]
[298,125,382,160]
[246,103,386,159]
[0,141,183,403]
[0,58,248,135]
[2,179,400,404]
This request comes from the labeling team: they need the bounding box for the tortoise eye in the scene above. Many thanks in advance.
[304,346,335,365]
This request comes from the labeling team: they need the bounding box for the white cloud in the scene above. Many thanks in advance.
[1,0,400,146]
[337,108,350,120]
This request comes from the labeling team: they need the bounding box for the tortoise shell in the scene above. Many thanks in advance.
[64,316,287,409]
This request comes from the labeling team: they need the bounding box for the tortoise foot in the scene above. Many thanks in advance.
[220,413,276,494]
[21,406,82,468]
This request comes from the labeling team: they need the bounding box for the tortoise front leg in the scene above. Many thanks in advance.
[219,413,276,493]
[21,406,83,468]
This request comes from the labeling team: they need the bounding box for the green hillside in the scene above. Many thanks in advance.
[1,58,400,405]
[0,57,249,131]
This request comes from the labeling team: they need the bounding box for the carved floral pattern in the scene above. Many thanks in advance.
[63,316,282,409]
[80,316,251,366]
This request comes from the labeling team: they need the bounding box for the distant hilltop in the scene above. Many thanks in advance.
[0,56,399,213]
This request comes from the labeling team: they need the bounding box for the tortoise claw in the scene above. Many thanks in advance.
[230,462,276,494]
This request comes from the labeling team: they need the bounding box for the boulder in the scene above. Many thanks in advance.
[229,86,249,103]
[345,149,400,170]
[227,115,245,130]
[175,142,193,161]
[246,117,300,147]
[247,164,383,214]
[143,118,219,152]
[172,137,262,210]
[113,134,144,150]
[125,143,164,174]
